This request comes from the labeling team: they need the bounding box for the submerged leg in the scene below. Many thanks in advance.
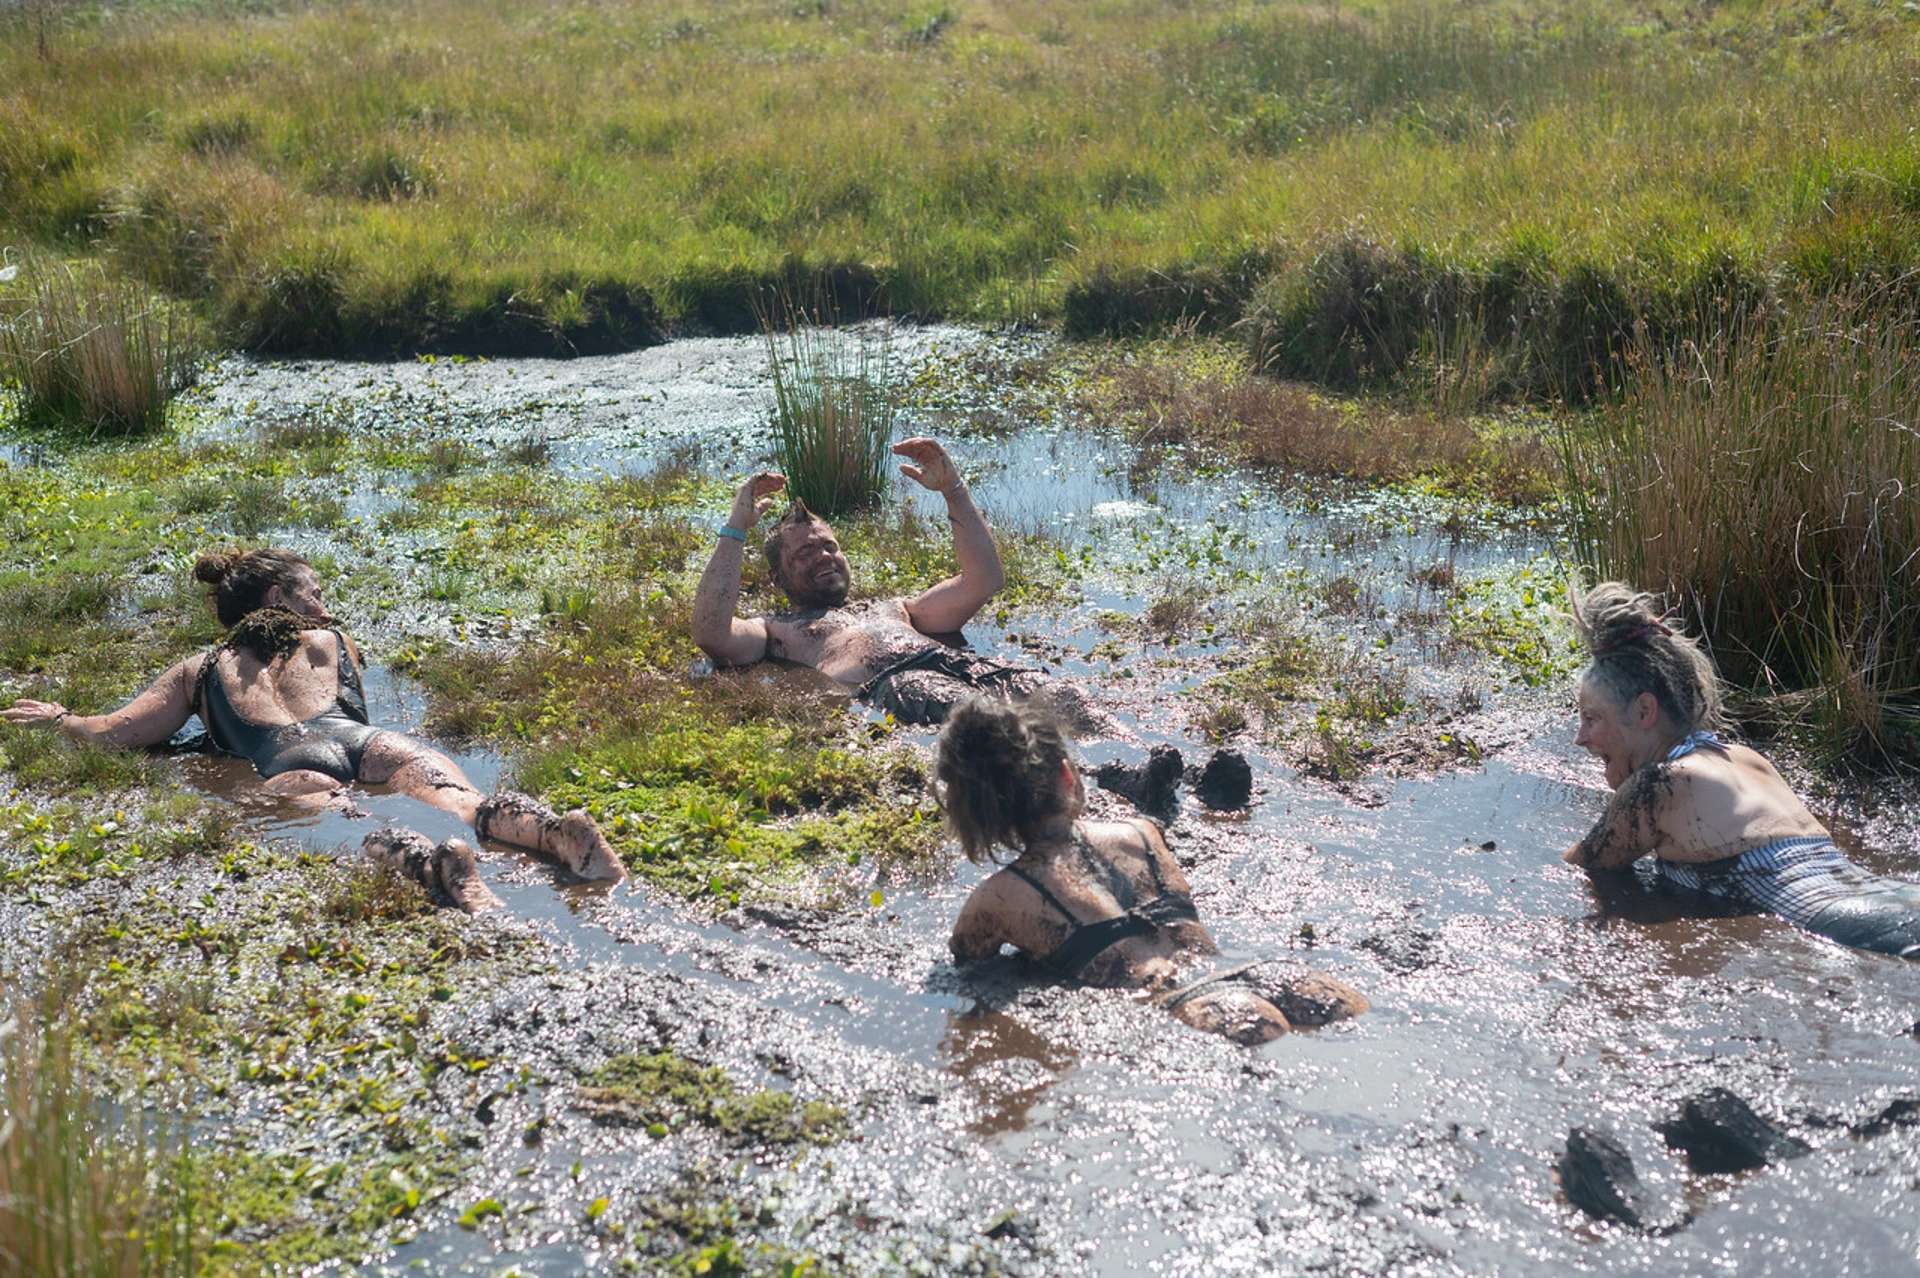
[362,827,502,914]
[1166,986,1291,1045]
[474,791,627,883]
[360,733,625,882]
[261,768,359,810]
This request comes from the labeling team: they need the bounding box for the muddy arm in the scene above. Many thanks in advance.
[897,439,1005,635]
[691,474,782,667]
[1565,766,1665,872]
[949,877,1013,962]
[1,655,201,750]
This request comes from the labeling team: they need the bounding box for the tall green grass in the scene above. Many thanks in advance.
[1564,297,1920,759]
[0,261,197,437]
[765,323,896,517]
[2,1,1916,366]
[0,989,202,1277]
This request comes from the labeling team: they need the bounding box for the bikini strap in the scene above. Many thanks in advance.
[1004,864,1084,929]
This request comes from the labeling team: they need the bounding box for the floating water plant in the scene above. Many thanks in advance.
[0,261,197,438]
[764,322,896,517]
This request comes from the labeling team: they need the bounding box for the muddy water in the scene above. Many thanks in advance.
[176,332,1920,1275]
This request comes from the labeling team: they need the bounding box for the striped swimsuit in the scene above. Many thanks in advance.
[1652,733,1920,958]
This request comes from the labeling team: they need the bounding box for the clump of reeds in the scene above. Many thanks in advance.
[764,322,895,517]
[1565,297,1920,759]
[0,261,197,438]
[0,987,202,1277]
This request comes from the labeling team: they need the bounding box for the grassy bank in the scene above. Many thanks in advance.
[3,0,1917,380]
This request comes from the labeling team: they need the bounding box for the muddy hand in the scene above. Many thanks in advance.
[892,437,961,494]
[729,472,787,531]
[1,698,69,727]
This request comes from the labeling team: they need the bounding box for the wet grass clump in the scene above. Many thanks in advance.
[766,324,896,517]
[6,1,1917,379]
[1565,298,1920,763]
[0,984,204,1278]
[578,1051,846,1146]
[0,261,198,438]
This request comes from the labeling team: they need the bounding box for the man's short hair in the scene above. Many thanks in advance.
[762,499,823,583]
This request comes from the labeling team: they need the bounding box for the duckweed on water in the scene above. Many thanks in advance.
[579,1051,846,1147]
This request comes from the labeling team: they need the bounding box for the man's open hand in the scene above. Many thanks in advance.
[728,472,787,531]
[893,438,961,494]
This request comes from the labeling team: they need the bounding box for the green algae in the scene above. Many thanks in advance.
[579,1051,846,1147]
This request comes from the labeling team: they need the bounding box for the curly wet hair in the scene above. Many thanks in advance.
[1569,581,1725,735]
[191,547,312,629]
[934,696,1079,865]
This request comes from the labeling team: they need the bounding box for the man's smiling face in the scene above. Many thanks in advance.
[776,519,852,609]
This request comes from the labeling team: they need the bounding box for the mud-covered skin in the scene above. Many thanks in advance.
[764,598,936,685]
[1568,759,1678,871]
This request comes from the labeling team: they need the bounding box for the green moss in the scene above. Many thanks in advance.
[579,1051,845,1147]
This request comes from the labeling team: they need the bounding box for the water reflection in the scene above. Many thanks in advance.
[940,1005,1079,1138]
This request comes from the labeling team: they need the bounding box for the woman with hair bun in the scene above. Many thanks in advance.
[1565,582,1920,957]
[1,548,626,908]
[936,696,1366,1044]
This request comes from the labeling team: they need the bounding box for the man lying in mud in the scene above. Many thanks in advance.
[1563,582,1920,958]
[692,436,1110,733]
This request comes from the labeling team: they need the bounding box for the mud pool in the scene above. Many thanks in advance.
[17,328,1920,1275]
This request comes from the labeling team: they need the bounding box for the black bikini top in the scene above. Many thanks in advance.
[194,628,370,765]
[1006,824,1198,980]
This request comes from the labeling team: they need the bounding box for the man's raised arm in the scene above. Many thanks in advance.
[897,437,1006,635]
[691,473,785,667]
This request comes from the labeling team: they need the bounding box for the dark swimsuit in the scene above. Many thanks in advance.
[857,646,1047,726]
[194,629,382,783]
[1005,826,1201,981]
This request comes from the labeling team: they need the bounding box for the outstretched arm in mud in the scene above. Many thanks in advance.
[1565,764,1669,872]
[1,656,203,749]
[897,438,1006,636]
[691,472,785,667]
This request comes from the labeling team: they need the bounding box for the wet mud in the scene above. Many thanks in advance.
[7,328,1920,1274]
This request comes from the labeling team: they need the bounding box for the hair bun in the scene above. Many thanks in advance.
[191,550,242,586]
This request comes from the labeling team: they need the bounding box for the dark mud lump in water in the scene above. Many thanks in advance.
[1659,1088,1811,1173]
[1191,746,1253,810]
[1558,1126,1684,1233]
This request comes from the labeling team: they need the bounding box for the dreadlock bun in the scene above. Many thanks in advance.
[1570,581,1725,734]
[935,696,1077,864]
[191,547,313,629]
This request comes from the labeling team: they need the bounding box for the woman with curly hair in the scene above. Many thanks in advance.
[936,695,1366,1044]
[1565,581,1920,957]
[2,548,625,909]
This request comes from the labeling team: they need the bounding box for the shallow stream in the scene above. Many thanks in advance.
[140,331,1920,1272]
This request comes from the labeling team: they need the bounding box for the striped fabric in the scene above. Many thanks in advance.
[1654,837,1868,927]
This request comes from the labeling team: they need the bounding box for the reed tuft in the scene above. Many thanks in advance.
[764,323,896,518]
[1565,297,1920,760]
[0,261,197,438]
[0,986,202,1277]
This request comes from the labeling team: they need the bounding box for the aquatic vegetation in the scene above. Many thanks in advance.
[1565,298,1920,762]
[1074,337,1556,501]
[579,1051,845,1146]
[0,260,198,438]
[0,984,203,1278]
[765,323,896,517]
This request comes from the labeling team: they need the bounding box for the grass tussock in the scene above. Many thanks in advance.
[3,1,1917,368]
[765,323,896,517]
[0,987,203,1278]
[1083,344,1555,501]
[0,261,198,438]
[1567,297,1920,760]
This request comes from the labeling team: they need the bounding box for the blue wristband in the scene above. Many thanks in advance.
[717,524,747,542]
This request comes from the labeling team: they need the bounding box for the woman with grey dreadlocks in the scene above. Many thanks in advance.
[1565,582,1920,957]
[2,547,626,910]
